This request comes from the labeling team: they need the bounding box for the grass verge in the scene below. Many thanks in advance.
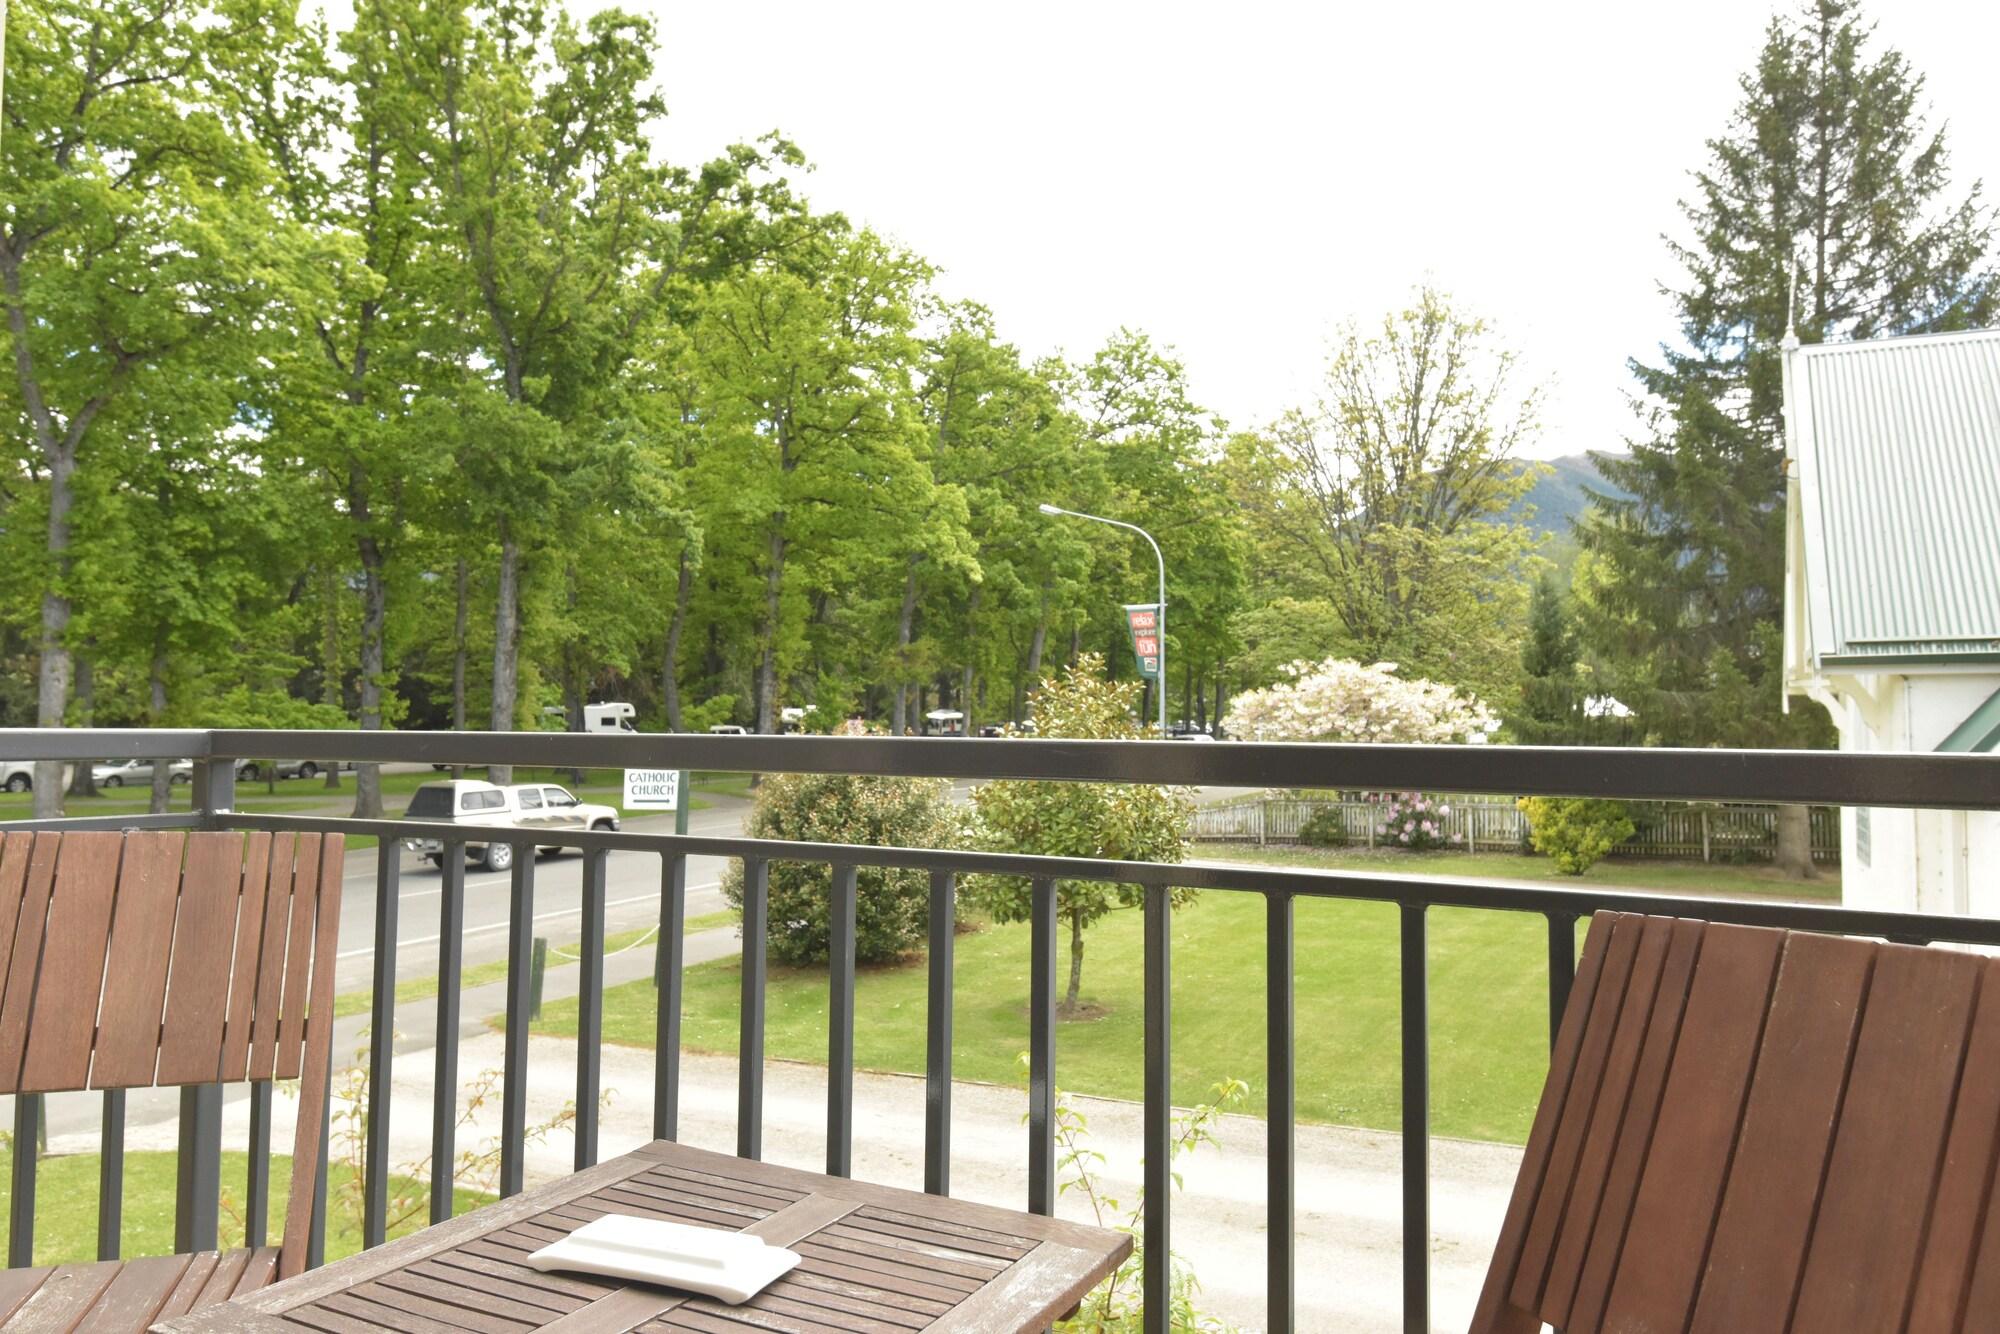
[536,893,1559,1143]
[0,1149,489,1266]
[333,910,739,1018]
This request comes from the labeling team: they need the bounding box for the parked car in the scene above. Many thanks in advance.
[977,724,1007,738]
[0,761,73,794]
[235,758,346,782]
[707,724,749,736]
[398,779,620,871]
[92,759,194,787]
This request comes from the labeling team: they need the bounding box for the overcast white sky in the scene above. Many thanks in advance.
[588,1,1999,456]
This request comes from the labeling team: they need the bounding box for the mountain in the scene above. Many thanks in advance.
[1507,452,1629,537]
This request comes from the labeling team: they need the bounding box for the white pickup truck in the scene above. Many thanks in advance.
[399,779,619,870]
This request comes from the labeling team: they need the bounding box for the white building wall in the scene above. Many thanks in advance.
[1832,671,2000,915]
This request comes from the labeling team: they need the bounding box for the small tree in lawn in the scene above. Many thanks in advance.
[966,655,1195,1016]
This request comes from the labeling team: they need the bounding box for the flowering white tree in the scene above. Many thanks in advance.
[1224,658,1498,745]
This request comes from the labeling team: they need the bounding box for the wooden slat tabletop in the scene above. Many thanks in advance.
[154,1142,1131,1334]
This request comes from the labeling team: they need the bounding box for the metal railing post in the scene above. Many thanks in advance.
[1268,890,1295,1333]
[364,842,400,1246]
[98,1089,124,1261]
[9,1093,37,1267]
[431,847,465,1223]
[575,847,607,1170]
[1143,883,1173,1332]
[924,869,955,1196]
[1028,877,1057,1216]
[175,1084,222,1253]
[1401,903,1430,1334]
[655,853,687,1142]
[738,857,768,1160]
[827,864,858,1177]
[501,851,537,1198]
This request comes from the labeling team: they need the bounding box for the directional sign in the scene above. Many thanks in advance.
[1124,603,1162,680]
[622,768,680,811]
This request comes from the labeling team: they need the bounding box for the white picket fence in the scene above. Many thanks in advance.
[1192,796,1841,864]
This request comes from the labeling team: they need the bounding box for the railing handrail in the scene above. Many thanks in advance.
[2,726,1999,810]
[169,810,1993,947]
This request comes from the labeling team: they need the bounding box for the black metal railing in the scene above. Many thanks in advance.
[3,727,2000,1333]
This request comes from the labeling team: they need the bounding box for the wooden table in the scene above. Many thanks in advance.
[155,1141,1132,1333]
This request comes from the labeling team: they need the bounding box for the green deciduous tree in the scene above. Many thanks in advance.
[966,655,1195,1013]
[1,0,306,813]
[1235,286,1545,704]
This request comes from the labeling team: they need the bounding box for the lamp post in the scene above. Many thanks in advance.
[1038,503,1168,737]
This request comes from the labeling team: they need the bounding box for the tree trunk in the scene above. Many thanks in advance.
[352,533,388,819]
[663,546,692,730]
[755,523,785,735]
[320,567,343,790]
[1026,587,1049,683]
[1064,909,1085,1013]
[148,646,171,816]
[563,564,586,784]
[891,555,918,736]
[34,443,73,819]
[1775,803,1818,880]
[490,527,520,784]
[452,558,469,779]
[67,651,96,798]
[960,586,980,728]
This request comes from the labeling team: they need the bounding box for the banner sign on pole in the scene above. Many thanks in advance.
[622,768,680,811]
[1124,603,1162,680]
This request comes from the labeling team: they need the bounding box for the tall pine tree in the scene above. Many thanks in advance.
[1582,0,1997,756]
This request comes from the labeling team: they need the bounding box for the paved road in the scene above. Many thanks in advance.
[330,798,752,995]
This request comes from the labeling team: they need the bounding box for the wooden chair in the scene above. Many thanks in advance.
[0,830,344,1330]
[1474,910,2000,1333]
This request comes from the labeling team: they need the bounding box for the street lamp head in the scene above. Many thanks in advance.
[1037,503,1062,516]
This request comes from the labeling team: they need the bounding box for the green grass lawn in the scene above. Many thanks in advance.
[534,893,1560,1144]
[533,847,1835,1144]
[1199,843,1842,901]
[0,1149,489,1266]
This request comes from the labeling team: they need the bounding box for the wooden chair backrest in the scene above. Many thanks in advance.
[0,830,344,1272]
[1473,910,2000,1334]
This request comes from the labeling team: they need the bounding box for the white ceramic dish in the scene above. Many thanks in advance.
[525,1214,801,1305]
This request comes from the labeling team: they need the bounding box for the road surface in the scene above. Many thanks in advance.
[329,799,750,995]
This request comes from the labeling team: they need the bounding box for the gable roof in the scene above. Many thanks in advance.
[1787,326,2000,668]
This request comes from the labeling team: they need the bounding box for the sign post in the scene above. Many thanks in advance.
[622,768,681,813]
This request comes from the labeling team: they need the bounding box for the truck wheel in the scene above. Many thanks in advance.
[299,762,319,780]
[4,774,27,793]
[240,763,261,783]
[481,841,514,872]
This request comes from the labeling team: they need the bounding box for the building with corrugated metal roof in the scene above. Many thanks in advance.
[1783,325,2000,914]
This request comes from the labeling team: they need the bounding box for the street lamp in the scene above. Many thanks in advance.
[1038,503,1168,737]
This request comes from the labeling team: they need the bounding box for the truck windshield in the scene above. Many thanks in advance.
[404,787,454,819]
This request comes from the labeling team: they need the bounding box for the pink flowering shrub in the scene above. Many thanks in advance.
[1373,792,1456,851]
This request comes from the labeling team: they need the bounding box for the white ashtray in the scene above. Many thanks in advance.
[526,1214,801,1305]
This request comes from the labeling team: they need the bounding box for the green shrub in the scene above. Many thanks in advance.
[1518,796,1635,875]
[723,770,961,965]
[1296,806,1349,847]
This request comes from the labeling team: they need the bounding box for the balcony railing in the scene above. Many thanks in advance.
[3,727,1999,1334]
